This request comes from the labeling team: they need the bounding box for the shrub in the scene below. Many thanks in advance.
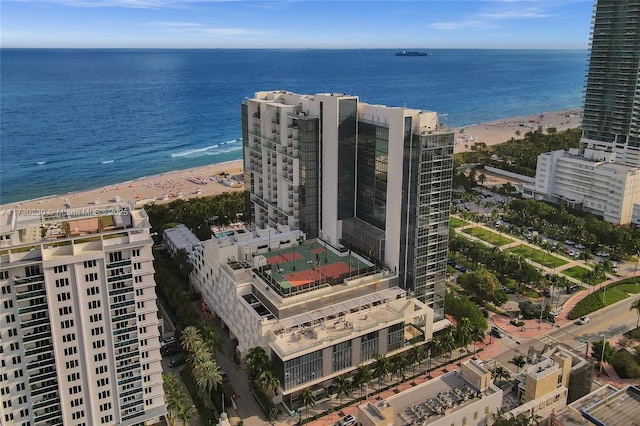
[568,292,605,320]
[611,349,640,379]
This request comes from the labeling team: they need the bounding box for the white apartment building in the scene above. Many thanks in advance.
[190,225,433,409]
[242,91,454,320]
[0,204,166,426]
[524,148,640,225]
[163,223,201,255]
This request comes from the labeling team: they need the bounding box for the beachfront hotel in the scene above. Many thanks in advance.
[242,91,454,319]
[187,91,453,408]
[524,0,640,225]
[0,204,166,426]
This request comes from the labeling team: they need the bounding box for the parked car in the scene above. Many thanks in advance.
[161,344,182,357]
[169,356,186,368]
[160,337,175,348]
[338,415,357,426]
[578,316,590,325]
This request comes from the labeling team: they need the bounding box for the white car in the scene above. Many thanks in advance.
[578,316,590,325]
[160,337,176,348]
[338,415,357,426]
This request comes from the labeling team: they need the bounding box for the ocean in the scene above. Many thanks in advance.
[0,48,588,204]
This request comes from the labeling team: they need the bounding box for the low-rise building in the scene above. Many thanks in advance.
[524,149,640,225]
[507,345,590,422]
[357,360,503,426]
[163,223,201,255]
[550,384,640,426]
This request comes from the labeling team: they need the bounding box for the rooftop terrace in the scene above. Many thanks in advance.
[251,241,376,297]
[0,204,136,249]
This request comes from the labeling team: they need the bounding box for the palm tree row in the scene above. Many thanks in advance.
[163,373,197,426]
[180,326,223,408]
[244,346,281,410]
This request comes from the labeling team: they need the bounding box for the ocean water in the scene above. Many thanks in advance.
[0,48,588,204]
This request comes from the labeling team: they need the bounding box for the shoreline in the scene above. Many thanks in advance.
[1,108,583,211]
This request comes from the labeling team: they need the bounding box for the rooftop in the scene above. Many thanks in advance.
[385,370,499,426]
[582,385,640,426]
[269,288,418,358]
[249,240,377,297]
[0,203,138,249]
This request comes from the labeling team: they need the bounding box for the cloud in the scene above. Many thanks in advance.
[141,20,266,36]
[478,8,552,20]
[430,1,555,31]
[430,20,499,31]
[143,21,205,28]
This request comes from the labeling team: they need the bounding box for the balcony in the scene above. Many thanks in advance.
[108,273,133,283]
[24,331,52,343]
[107,258,132,269]
[14,274,44,285]
[21,315,50,329]
[116,350,140,361]
[118,374,142,386]
[19,304,49,315]
[120,386,143,398]
[25,344,53,357]
[17,288,47,300]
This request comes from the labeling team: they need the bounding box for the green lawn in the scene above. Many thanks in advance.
[506,245,568,268]
[569,279,640,319]
[450,217,469,229]
[605,283,640,304]
[462,227,514,247]
[561,265,605,284]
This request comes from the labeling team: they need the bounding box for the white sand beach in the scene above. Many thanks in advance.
[2,160,245,211]
[1,108,582,211]
[453,108,582,154]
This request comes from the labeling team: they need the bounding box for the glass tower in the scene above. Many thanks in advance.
[581,0,640,166]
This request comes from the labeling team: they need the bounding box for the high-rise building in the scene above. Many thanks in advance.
[0,204,166,426]
[525,1,640,225]
[581,0,640,168]
[242,91,454,319]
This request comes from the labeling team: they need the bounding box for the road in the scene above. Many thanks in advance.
[489,295,640,372]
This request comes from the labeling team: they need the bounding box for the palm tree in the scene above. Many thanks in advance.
[373,353,391,389]
[408,345,424,381]
[245,346,270,379]
[391,354,408,383]
[510,354,526,371]
[189,341,213,367]
[332,375,352,407]
[455,317,473,350]
[180,326,202,354]
[163,373,186,426]
[440,327,456,363]
[470,327,485,359]
[300,388,316,420]
[259,370,280,401]
[353,365,373,398]
[176,400,197,426]
[491,366,511,386]
[195,359,222,407]
[631,298,640,329]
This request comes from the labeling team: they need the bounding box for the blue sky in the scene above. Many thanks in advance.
[1,0,593,49]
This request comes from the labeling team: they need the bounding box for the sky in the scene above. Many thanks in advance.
[1,0,594,49]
